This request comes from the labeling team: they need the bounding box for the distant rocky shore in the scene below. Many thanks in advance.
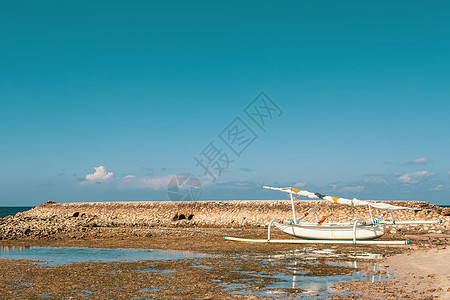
[1,200,448,240]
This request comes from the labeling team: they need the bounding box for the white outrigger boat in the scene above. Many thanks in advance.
[224,186,443,245]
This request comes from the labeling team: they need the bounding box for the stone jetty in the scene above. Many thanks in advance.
[0,200,448,240]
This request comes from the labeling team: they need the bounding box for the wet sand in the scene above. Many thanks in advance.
[335,244,449,300]
[387,247,449,299]
[0,226,448,299]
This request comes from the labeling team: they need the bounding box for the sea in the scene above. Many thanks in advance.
[0,207,34,218]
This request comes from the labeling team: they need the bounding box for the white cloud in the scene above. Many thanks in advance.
[341,185,364,193]
[398,171,433,184]
[431,184,446,191]
[293,182,306,188]
[84,166,113,183]
[123,174,136,180]
[409,157,429,164]
[363,176,388,185]
[138,175,174,190]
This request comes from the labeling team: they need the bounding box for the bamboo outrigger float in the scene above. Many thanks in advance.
[224,186,443,245]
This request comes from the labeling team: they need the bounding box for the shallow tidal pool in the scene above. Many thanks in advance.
[0,245,395,299]
[0,246,206,266]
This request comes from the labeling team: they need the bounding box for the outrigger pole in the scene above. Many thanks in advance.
[223,236,410,245]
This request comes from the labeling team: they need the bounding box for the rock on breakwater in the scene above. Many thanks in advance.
[0,200,448,240]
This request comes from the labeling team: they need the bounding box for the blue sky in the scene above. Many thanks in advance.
[1,1,449,205]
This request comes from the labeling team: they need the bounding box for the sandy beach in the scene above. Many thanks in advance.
[335,245,450,299]
[387,247,449,299]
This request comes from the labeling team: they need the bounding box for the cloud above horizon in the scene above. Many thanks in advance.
[138,175,174,190]
[431,184,446,191]
[398,170,433,184]
[83,166,113,183]
[408,157,430,165]
[341,185,365,193]
[74,164,447,202]
[123,174,136,180]
[293,182,306,188]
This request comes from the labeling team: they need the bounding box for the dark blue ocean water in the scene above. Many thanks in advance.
[0,207,33,218]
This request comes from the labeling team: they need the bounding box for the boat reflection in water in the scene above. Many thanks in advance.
[270,259,393,297]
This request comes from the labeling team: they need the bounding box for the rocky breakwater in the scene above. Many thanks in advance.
[0,200,448,240]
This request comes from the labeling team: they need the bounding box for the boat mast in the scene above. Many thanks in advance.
[289,190,297,223]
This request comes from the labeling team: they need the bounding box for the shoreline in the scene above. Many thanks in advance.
[335,245,450,299]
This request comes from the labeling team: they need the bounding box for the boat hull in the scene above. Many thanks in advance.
[274,221,386,240]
